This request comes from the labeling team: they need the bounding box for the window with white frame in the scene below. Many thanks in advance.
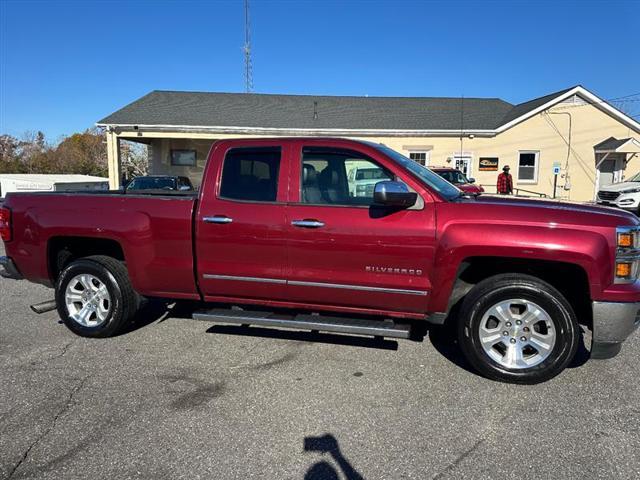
[517,151,539,182]
[409,151,430,166]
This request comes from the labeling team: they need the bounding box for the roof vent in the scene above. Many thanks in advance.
[560,94,587,106]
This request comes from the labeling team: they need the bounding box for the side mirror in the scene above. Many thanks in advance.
[468,177,476,183]
[373,181,417,208]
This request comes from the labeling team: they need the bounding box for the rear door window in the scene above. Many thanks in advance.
[219,147,281,202]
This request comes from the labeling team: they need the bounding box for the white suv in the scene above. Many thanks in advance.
[347,166,391,197]
[596,172,640,214]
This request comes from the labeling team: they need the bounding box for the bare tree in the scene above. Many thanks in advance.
[120,140,149,179]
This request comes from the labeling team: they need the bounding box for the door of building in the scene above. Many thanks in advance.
[452,154,472,177]
[596,153,625,190]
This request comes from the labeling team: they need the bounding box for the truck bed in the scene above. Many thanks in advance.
[3,191,199,299]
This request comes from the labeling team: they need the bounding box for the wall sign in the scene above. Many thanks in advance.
[479,157,499,171]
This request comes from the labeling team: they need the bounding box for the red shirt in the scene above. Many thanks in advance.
[497,172,513,194]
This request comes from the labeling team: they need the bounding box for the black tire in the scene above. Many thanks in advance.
[457,273,579,384]
[55,255,139,338]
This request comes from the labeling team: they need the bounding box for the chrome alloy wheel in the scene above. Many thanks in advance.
[478,299,557,369]
[64,274,111,327]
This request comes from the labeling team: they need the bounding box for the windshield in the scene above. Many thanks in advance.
[434,170,469,185]
[127,177,176,190]
[372,144,462,200]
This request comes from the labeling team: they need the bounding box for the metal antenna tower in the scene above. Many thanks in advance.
[243,0,254,92]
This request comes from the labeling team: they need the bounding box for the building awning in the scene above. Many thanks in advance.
[594,136,640,154]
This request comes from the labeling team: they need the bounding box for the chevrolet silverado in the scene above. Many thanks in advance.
[1,138,639,384]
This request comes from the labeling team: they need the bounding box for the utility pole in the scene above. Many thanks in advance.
[243,0,253,92]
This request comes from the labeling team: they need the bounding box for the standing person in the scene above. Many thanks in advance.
[497,165,513,195]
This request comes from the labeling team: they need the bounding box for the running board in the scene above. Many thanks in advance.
[192,308,412,339]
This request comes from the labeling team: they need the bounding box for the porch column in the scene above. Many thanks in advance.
[106,130,122,189]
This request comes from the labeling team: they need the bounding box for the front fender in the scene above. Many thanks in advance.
[428,222,610,313]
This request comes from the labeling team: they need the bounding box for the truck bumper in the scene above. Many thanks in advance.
[0,256,23,280]
[591,301,640,359]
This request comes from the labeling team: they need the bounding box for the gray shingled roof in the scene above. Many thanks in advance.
[496,87,574,126]
[97,87,578,131]
[594,137,631,151]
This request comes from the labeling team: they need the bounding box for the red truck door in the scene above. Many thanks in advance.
[285,140,436,315]
[195,140,289,302]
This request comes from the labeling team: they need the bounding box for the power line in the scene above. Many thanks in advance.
[610,92,640,100]
[543,113,595,184]
[552,96,640,111]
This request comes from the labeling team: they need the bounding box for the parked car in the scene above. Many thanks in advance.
[429,167,484,195]
[1,138,639,384]
[596,172,640,214]
[347,165,392,197]
[125,175,194,192]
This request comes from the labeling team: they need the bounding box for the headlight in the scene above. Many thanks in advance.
[623,188,640,194]
[615,226,640,284]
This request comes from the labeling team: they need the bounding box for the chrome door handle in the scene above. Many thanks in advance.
[291,219,325,228]
[203,216,233,224]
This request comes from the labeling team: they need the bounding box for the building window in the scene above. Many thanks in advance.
[409,151,430,166]
[171,149,197,166]
[517,151,539,183]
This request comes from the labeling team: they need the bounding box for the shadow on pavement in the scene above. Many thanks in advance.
[427,321,479,377]
[120,299,199,335]
[125,300,398,350]
[568,326,591,369]
[129,300,591,372]
[304,434,365,480]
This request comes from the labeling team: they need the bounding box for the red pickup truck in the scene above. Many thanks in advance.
[1,138,639,384]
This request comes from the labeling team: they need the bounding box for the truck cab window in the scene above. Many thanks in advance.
[301,147,393,206]
[220,147,281,202]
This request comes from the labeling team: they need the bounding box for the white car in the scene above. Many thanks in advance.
[596,172,640,214]
[347,166,391,197]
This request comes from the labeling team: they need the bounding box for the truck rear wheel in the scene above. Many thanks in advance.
[457,273,579,384]
[55,255,139,338]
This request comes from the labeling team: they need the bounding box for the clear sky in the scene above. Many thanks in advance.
[1,0,639,141]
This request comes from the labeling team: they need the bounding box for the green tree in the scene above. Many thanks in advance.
[0,128,145,179]
[55,129,108,176]
[0,135,22,173]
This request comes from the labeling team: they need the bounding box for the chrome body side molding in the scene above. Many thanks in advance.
[203,274,427,296]
[202,274,286,285]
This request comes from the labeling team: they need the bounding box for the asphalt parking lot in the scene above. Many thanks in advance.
[1,243,640,480]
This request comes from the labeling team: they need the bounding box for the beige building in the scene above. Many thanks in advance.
[98,86,640,202]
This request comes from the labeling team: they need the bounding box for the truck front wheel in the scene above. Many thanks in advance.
[55,255,139,338]
[458,273,579,384]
